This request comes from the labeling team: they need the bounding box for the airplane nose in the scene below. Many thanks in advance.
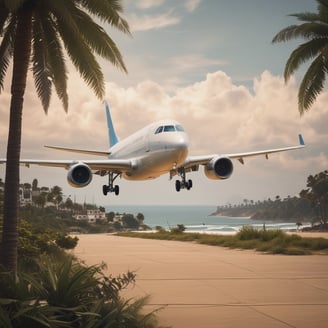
[176,136,189,150]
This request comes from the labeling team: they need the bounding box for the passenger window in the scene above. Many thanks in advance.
[164,125,175,132]
[175,125,184,132]
[155,126,163,134]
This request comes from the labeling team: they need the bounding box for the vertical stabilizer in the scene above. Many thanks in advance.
[105,101,119,148]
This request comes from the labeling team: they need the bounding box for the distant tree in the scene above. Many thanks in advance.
[272,0,328,114]
[136,213,145,223]
[106,211,115,222]
[113,221,122,231]
[34,192,47,208]
[171,224,186,234]
[122,214,139,229]
[32,179,38,191]
[64,197,74,211]
[300,170,328,226]
[47,186,63,209]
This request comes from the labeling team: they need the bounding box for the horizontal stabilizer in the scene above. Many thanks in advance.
[45,145,110,157]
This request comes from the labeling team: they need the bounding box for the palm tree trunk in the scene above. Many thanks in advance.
[0,9,33,273]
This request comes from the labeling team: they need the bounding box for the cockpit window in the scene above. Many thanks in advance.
[155,126,163,134]
[164,125,175,132]
[154,124,185,134]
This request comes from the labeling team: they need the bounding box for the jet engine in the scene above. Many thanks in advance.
[67,162,92,187]
[204,157,233,180]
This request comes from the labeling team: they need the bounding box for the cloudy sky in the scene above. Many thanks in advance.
[1,0,327,206]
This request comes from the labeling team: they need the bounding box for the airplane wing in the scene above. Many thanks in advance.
[44,145,111,157]
[0,159,135,173]
[182,134,306,169]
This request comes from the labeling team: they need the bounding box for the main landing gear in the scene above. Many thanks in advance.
[175,168,193,192]
[103,172,120,196]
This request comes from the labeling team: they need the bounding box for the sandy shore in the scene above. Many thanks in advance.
[74,234,328,328]
[291,231,328,239]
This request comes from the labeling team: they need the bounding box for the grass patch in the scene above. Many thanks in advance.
[118,226,328,255]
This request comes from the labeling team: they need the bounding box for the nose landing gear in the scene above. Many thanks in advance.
[102,172,120,196]
[175,168,193,192]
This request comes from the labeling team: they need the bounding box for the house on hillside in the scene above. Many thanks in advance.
[74,209,106,223]
[19,184,32,206]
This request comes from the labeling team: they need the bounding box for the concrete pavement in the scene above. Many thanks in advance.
[74,234,328,328]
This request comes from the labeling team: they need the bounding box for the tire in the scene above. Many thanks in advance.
[114,185,120,196]
[175,180,181,192]
[103,185,108,196]
[188,179,193,189]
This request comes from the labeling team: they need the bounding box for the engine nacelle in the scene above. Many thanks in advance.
[67,162,92,188]
[204,157,233,180]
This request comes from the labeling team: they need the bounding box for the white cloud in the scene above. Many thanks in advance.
[169,54,225,71]
[135,0,165,9]
[128,12,180,32]
[184,0,202,12]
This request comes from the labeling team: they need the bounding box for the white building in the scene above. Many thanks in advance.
[74,209,106,223]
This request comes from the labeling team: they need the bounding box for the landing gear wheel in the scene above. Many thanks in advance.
[175,180,181,192]
[103,185,108,196]
[114,185,120,196]
[187,179,193,190]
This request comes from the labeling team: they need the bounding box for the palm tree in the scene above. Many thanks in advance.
[272,0,328,114]
[0,0,130,273]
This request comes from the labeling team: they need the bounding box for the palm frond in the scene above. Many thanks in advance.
[0,21,14,91]
[71,7,127,72]
[78,0,131,35]
[32,13,52,114]
[272,22,328,43]
[49,0,105,99]
[289,13,321,23]
[284,38,328,81]
[298,55,326,114]
[0,4,10,34]
[39,13,68,111]
[59,27,105,99]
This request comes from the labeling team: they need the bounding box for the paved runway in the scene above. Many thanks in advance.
[74,234,328,328]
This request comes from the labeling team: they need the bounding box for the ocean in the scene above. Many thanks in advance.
[106,205,308,234]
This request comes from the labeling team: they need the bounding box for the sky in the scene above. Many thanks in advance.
[1,0,327,207]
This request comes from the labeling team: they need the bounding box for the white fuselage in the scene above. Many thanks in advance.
[108,120,189,180]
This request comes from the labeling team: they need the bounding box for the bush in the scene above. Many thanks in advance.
[170,224,186,234]
[55,233,79,249]
[0,256,163,328]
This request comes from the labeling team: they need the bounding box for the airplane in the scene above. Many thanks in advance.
[1,102,305,196]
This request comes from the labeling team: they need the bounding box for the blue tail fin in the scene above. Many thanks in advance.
[105,101,118,147]
[298,134,305,146]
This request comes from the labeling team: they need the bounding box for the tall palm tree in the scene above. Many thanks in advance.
[0,0,130,273]
[272,0,328,115]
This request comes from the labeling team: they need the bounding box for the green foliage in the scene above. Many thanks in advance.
[272,0,328,114]
[55,234,79,250]
[300,170,328,226]
[170,224,186,234]
[119,227,328,255]
[122,214,140,230]
[0,257,163,327]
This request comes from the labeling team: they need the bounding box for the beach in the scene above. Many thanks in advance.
[74,234,328,328]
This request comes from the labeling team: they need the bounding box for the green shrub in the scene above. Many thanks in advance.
[236,226,261,240]
[0,256,163,328]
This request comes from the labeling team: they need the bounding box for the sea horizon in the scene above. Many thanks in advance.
[105,204,310,234]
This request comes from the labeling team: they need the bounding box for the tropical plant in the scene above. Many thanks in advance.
[300,170,328,226]
[272,0,328,114]
[0,257,163,327]
[0,0,130,273]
